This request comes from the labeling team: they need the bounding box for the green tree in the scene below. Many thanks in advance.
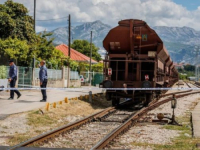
[0,38,30,65]
[0,1,64,68]
[0,0,36,42]
[179,73,187,80]
[184,65,195,72]
[34,32,64,68]
[69,60,79,71]
[0,66,7,79]
[71,40,102,62]
[92,63,103,72]
[78,62,90,72]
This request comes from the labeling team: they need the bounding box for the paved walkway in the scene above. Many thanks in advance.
[192,102,200,138]
[0,87,102,115]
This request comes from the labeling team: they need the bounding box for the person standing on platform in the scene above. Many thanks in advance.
[39,60,48,102]
[8,60,21,100]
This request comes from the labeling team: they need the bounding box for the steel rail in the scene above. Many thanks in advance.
[10,88,198,150]
[161,89,192,97]
[9,107,115,150]
[91,91,200,149]
[184,81,191,88]
[192,82,200,88]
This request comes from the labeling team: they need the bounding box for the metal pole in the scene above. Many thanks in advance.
[68,14,71,57]
[198,48,199,81]
[195,48,199,82]
[34,0,36,31]
[89,91,92,103]
[89,31,92,86]
[32,0,36,85]
[67,14,71,88]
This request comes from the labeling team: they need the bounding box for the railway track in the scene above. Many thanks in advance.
[9,86,200,150]
[92,90,200,149]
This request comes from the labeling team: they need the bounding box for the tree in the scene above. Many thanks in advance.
[0,66,7,79]
[184,65,195,72]
[0,1,65,68]
[34,32,65,68]
[92,63,103,72]
[63,57,79,71]
[0,0,36,42]
[71,40,102,62]
[0,38,30,65]
[78,62,90,72]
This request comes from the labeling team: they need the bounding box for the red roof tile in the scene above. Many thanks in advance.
[56,44,97,63]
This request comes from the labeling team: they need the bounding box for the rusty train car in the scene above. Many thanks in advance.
[100,19,178,106]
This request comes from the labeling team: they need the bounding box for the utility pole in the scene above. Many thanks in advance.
[34,0,36,31]
[89,31,93,86]
[67,14,71,88]
[195,47,199,81]
[32,0,36,84]
[68,14,71,58]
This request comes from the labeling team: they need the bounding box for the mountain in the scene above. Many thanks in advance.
[152,26,200,64]
[47,20,111,57]
[152,26,200,45]
[47,20,200,64]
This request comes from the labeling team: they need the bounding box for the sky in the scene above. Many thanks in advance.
[1,0,200,32]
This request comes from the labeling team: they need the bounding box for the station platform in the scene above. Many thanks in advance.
[192,102,200,138]
[0,87,102,115]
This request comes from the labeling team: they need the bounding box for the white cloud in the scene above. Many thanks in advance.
[36,26,47,32]
[1,0,200,31]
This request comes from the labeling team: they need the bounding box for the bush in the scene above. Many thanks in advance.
[0,66,7,79]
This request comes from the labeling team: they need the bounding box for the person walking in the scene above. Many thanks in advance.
[39,60,48,102]
[8,60,21,100]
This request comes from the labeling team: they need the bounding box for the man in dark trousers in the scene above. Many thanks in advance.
[39,60,48,102]
[8,60,21,100]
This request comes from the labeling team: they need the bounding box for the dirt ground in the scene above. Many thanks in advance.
[0,95,111,146]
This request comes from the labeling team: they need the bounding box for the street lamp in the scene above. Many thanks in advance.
[171,94,177,109]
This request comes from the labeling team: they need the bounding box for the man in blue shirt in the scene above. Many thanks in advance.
[8,60,21,100]
[39,60,48,102]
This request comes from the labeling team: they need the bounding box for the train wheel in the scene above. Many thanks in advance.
[144,93,152,106]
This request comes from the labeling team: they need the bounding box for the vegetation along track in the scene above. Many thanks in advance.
[9,88,199,150]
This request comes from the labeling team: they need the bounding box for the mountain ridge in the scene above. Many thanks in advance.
[45,20,200,64]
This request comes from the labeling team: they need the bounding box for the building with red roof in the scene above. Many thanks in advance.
[56,44,97,64]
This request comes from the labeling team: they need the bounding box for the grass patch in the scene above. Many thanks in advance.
[155,119,200,150]
[27,110,56,127]
[131,133,200,150]
[1,125,8,129]
[154,135,200,150]
[163,124,190,131]
[8,134,31,145]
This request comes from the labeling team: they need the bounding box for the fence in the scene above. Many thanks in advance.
[80,71,104,86]
[34,68,62,80]
[33,67,81,88]
[18,67,32,88]
[0,65,102,88]
[0,66,32,88]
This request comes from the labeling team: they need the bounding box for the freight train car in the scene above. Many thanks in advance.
[100,19,178,106]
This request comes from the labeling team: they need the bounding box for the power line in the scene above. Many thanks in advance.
[36,16,68,21]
